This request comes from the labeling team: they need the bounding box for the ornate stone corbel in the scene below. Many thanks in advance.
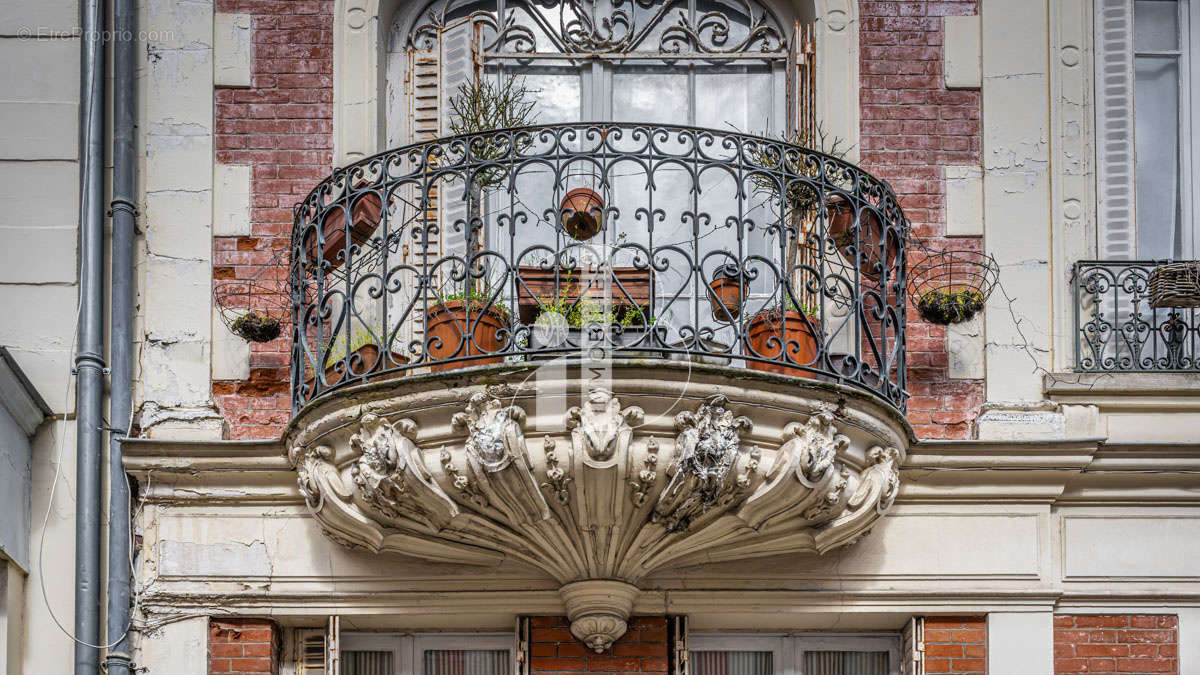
[738,413,849,530]
[349,413,459,531]
[654,395,752,532]
[567,390,643,529]
[452,386,550,525]
[813,445,901,552]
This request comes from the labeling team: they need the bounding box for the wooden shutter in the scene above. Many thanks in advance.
[670,616,689,675]
[786,20,816,144]
[437,17,483,266]
[296,617,341,675]
[1095,0,1137,260]
[901,617,925,675]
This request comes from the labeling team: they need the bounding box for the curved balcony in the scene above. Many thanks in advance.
[285,124,911,649]
[289,123,909,412]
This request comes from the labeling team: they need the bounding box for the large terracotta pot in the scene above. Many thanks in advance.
[307,191,383,269]
[560,187,604,240]
[425,299,509,372]
[745,309,820,379]
[825,194,899,281]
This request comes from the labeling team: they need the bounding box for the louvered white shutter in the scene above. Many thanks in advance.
[1095,0,1137,260]
[296,617,340,675]
[901,617,924,675]
[438,17,483,269]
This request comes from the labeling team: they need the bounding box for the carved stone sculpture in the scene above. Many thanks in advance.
[288,383,906,652]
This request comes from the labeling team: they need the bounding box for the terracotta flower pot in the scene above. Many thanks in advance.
[425,299,509,372]
[560,187,604,240]
[825,194,898,281]
[707,267,744,320]
[307,190,383,269]
[745,309,820,379]
[309,342,407,390]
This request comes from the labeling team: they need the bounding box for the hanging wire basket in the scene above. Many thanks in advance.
[214,245,292,343]
[908,248,998,325]
[1147,261,1200,308]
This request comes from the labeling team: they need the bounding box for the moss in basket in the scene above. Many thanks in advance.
[916,288,985,325]
[231,311,282,343]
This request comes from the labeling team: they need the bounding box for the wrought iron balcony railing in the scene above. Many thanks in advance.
[1073,260,1200,372]
[290,123,909,411]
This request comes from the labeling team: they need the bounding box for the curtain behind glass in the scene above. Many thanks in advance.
[1132,0,1182,258]
[803,651,889,675]
[343,650,394,675]
[690,650,773,675]
[422,649,511,675]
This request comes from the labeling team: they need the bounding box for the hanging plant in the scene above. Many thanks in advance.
[908,248,998,325]
[214,245,291,343]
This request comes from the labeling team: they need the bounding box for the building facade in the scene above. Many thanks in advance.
[1,0,1198,674]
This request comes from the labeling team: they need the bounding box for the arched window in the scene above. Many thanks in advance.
[385,0,810,146]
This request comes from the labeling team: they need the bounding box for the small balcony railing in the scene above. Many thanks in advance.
[1073,260,1200,372]
[289,123,909,411]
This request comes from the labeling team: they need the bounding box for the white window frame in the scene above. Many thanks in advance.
[340,632,518,675]
[690,633,901,675]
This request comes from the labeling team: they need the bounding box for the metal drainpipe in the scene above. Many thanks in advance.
[74,0,107,671]
[105,0,137,670]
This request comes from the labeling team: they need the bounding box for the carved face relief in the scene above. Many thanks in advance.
[453,387,528,472]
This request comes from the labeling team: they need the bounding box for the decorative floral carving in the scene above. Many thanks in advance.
[440,447,486,509]
[295,444,334,511]
[630,437,659,507]
[654,395,752,531]
[541,436,572,504]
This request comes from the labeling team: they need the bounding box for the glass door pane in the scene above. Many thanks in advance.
[690,650,774,675]
[343,651,394,675]
[422,649,511,675]
[802,651,889,675]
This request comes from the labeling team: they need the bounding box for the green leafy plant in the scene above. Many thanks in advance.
[536,296,650,329]
[916,288,985,325]
[447,75,539,189]
[433,286,512,319]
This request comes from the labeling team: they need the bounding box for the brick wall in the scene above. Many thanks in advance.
[530,616,669,674]
[1054,615,1178,675]
[923,615,986,674]
[859,0,984,439]
[209,618,281,674]
[212,0,334,439]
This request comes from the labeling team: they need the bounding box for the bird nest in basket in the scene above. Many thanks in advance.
[909,248,998,325]
[213,247,291,343]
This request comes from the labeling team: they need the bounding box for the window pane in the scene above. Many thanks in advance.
[690,650,773,675]
[344,650,394,675]
[422,649,510,675]
[501,63,583,124]
[803,650,889,675]
[612,65,689,125]
[695,65,774,133]
[1133,54,1181,258]
[1134,0,1179,51]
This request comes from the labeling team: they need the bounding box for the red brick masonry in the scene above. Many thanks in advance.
[209,618,281,674]
[923,615,986,674]
[1054,615,1178,675]
[530,616,670,674]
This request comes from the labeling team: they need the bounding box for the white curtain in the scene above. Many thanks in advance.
[803,651,889,675]
[422,649,511,675]
[343,650,393,675]
[690,650,773,675]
